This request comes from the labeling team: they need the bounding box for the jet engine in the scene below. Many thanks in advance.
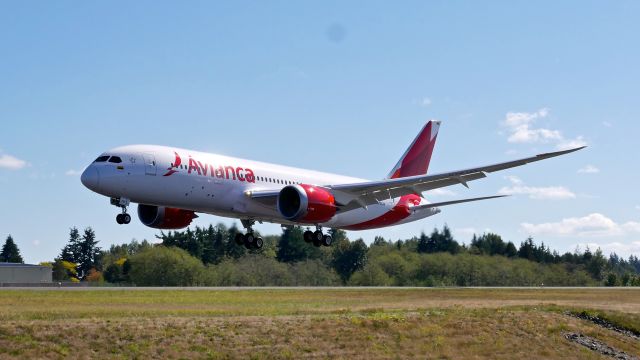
[277,184,336,223]
[137,204,197,229]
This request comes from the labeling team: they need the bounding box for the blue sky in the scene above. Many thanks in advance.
[1,1,638,264]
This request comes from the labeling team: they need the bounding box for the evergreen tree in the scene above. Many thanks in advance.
[416,232,429,253]
[441,225,460,254]
[276,226,321,263]
[224,223,246,259]
[0,235,24,263]
[60,227,82,263]
[426,228,440,253]
[518,237,536,261]
[504,241,518,257]
[76,227,101,279]
[201,224,226,264]
[372,236,388,247]
[586,248,607,281]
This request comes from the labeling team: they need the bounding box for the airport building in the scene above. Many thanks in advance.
[0,263,52,285]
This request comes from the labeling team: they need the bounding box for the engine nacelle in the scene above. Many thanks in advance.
[137,204,197,229]
[277,184,336,223]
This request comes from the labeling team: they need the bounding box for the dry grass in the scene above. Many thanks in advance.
[0,288,639,359]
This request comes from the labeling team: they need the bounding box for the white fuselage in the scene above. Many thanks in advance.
[81,145,439,230]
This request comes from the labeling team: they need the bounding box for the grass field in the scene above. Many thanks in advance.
[0,288,639,359]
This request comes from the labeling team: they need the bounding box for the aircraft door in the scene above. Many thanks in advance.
[143,153,157,176]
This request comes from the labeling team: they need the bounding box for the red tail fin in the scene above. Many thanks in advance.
[387,121,440,179]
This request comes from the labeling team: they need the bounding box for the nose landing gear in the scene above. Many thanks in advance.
[111,197,131,225]
[116,213,131,225]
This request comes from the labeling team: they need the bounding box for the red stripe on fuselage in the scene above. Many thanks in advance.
[343,194,421,230]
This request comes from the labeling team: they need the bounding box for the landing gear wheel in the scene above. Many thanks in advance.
[254,237,264,249]
[122,213,131,224]
[235,233,245,245]
[116,214,124,224]
[303,230,313,243]
[322,234,333,247]
[312,230,324,247]
[244,233,255,249]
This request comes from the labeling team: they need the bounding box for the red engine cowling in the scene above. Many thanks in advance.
[137,204,197,229]
[277,184,336,223]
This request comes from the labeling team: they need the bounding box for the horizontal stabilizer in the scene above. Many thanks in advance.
[411,195,508,211]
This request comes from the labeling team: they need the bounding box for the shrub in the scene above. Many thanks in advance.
[128,246,204,286]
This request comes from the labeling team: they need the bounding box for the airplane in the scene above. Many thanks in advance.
[80,121,584,250]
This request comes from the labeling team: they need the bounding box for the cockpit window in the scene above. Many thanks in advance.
[94,155,110,162]
[108,156,123,163]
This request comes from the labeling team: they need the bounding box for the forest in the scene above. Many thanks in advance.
[2,223,639,286]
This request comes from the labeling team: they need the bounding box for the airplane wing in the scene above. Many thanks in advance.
[247,146,585,210]
[410,195,509,211]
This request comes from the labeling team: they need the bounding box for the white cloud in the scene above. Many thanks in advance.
[0,153,28,170]
[556,136,588,150]
[623,222,640,233]
[501,108,587,149]
[65,169,82,176]
[521,213,640,238]
[420,97,432,107]
[577,165,599,174]
[602,121,612,128]
[636,205,640,211]
[498,176,575,200]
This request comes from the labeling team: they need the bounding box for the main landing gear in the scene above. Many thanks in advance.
[235,219,264,250]
[304,226,332,247]
[111,197,131,225]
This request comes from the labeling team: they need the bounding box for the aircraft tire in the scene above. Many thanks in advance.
[235,233,245,245]
[244,233,255,249]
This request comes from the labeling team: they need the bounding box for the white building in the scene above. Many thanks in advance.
[0,263,52,285]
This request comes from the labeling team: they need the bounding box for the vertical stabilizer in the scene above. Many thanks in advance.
[386,120,440,179]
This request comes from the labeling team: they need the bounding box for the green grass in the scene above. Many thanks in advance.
[0,288,638,358]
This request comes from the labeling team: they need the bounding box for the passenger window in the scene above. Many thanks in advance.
[108,156,123,164]
[94,156,109,162]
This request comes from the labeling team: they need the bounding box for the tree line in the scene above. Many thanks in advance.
[2,224,640,286]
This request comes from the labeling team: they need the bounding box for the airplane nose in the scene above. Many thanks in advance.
[81,166,100,191]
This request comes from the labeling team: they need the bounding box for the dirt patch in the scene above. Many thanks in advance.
[564,332,638,360]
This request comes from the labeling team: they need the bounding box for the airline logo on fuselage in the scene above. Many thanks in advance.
[163,152,256,183]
